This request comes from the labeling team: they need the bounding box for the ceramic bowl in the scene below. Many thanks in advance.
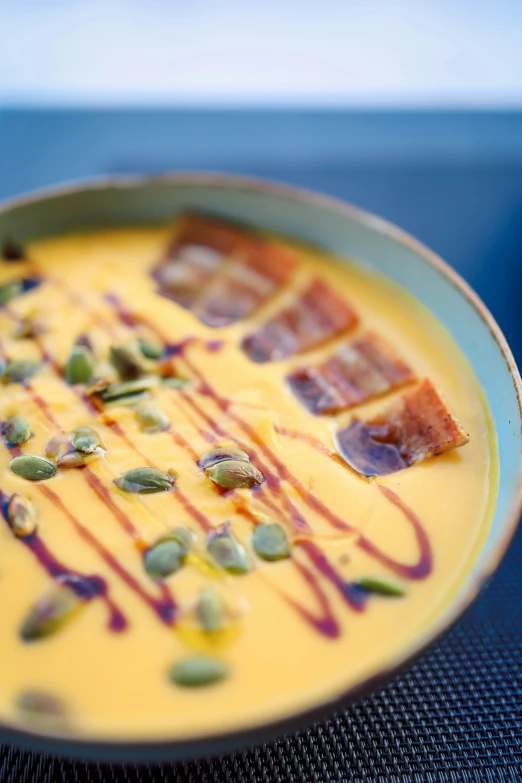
[0,174,521,761]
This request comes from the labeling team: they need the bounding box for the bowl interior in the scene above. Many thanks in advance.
[0,174,520,758]
[1,176,520,582]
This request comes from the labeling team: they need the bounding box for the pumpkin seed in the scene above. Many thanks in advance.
[44,434,68,461]
[169,656,228,687]
[71,426,101,453]
[137,337,164,360]
[3,359,41,384]
[252,523,291,561]
[0,278,23,304]
[16,691,67,719]
[207,529,250,574]
[114,466,176,494]
[109,344,143,380]
[9,455,57,481]
[64,345,94,385]
[198,447,250,471]
[20,586,82,641]
[160,526,194,555]
[208,459,264,490]
[105,392,150,409]
[57,449,98,470]
[135,401,170,433]
[196,587,225,632]
[100,376,158,402]
[7,493,38,537]
[357,575,406,597]
[85,377,111,397]
[4,415,32,445]
[144,539,184,579]
[161,376,192,390]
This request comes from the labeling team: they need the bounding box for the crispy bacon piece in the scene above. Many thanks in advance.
[241,279,358,362]
[287,332,414,414]
[336,379,469,476]
[152,213,296,324]
[196,240,296,327]
[152,213,245,309]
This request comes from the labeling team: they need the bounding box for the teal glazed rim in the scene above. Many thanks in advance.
[0,173,521,762]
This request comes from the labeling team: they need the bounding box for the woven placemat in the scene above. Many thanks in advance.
[1,525,520,783]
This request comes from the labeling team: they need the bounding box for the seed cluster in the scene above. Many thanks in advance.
[8,425,105,482]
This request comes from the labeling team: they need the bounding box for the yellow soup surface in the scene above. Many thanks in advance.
[0,222,497,741]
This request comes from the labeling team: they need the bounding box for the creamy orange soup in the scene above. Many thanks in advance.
[0,217,497,741]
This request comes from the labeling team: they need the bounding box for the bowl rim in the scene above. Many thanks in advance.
[1,171,521,761]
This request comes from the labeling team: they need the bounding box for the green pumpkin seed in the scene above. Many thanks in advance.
[44,434,68,461]
[101,376,158,402]
[64,345,94,385]
[159,526,194,555]
[85,377,111,397]
[169,656,228,687]
[208,459,264,490]
[252,523,291,561]
[20,586,82,641]
[109,344,144,380]
[135,401,170,433]
[137,337,164,360]
[10,455,57,481]
[104,392,150,408]
[57,449,98,470]
[0,278,23,304]
[161,376,192,390]
[7,493,38,537]
[207,530,250,574]
[71,426,101,453]
[196,587,225,632]
[144,539,184,579]
[3,359,41,384]
[16,691,67,719]
[114,466,176,494]
[357,575,406,597]
[4,415,32,445]
[198,447,250,471]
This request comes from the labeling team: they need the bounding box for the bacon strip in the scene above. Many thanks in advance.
[152,213,296,324]
[287,332,414,414]
[152,213,245,309]
[336,379,469,476]
[196,240,296,327]
[241,279,358,362]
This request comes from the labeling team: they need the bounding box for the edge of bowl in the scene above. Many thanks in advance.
[1,172,521,762]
